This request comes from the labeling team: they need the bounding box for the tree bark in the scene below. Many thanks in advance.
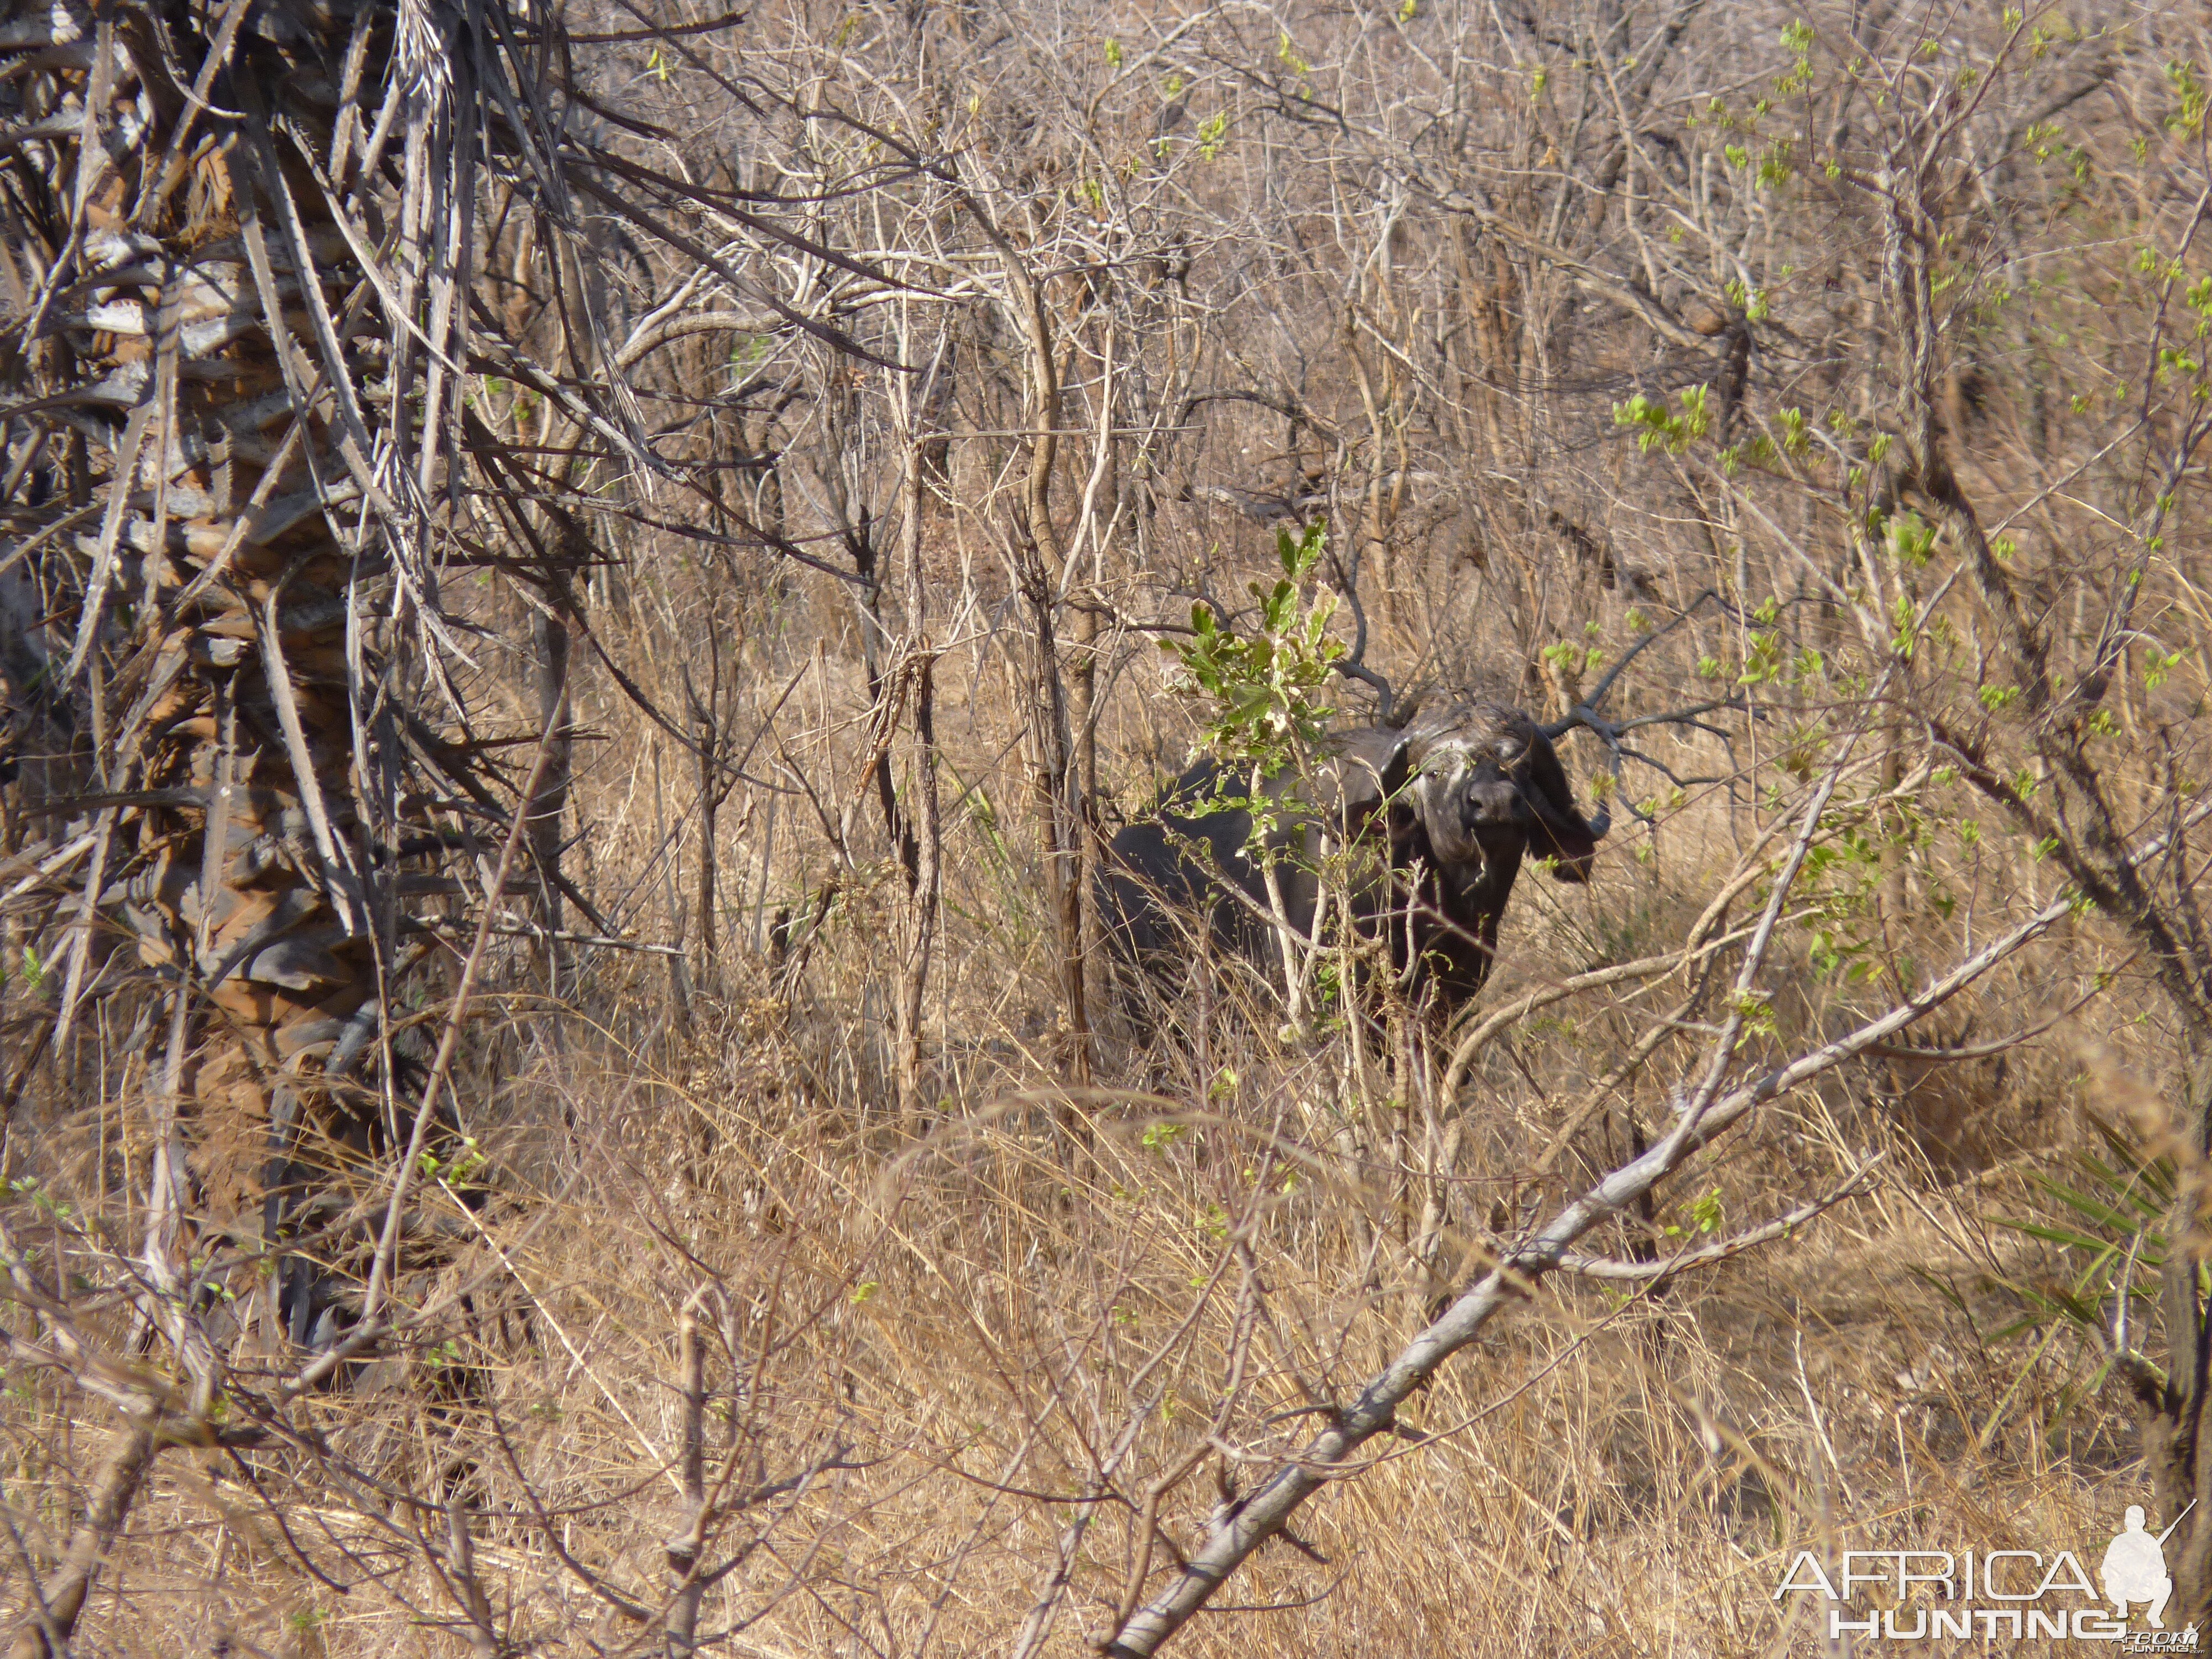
[895,429,942,1116]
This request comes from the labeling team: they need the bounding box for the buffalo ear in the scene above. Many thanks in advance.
[1320,727,1411,836]
[1523,727,1603,882]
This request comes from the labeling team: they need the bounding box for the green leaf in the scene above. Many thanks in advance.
[2026,1175,2153,1235]
[1989,1215,2119,1255]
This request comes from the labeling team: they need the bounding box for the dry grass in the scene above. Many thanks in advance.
[5,616,2178,1656]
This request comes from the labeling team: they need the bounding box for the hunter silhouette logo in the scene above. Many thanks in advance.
[2102,1506,2179,1629]
[1773,1503,2202,1645]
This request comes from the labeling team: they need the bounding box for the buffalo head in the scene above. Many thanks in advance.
[1319,703,1609,1000]
[1339,704,1605,875]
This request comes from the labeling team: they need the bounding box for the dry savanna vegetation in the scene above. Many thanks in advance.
[4,0,2212,1652]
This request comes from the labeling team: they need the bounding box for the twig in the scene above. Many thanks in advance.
[419,916,685,956]
[1555,1154,1887,1280]
[1865,975,2116,1060]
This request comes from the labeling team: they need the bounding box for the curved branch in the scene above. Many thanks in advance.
[1557,1156,1887,1281]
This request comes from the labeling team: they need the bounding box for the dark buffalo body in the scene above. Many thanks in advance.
[1099,703,1606,1007]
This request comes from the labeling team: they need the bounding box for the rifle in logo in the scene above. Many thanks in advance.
[2104,1501,2194,1630]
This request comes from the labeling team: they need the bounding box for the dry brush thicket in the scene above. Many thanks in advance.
[4,0,2212,1652]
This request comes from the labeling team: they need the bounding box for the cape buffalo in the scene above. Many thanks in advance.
[1099,703,1608,1009]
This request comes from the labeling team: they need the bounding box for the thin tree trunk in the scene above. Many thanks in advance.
[895,428,942,1117]
[752,797,778,957]
[654,741,696,1040]
[666,1300,708,1657]
[899,659,942,1112]
[1019,314,1090,1083]
[530,606,574,993]
[2140,1042,2212,1623]
[6,1427,158,1659]
[1021,557,1091,1089]
[955,181,1092,1082]
[696,719,721,995]
[1071,592,1100,952]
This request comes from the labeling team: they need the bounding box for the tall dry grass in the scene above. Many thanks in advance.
[6,582,2179,1656]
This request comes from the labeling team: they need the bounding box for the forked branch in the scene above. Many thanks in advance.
[1540,589,1749,825]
